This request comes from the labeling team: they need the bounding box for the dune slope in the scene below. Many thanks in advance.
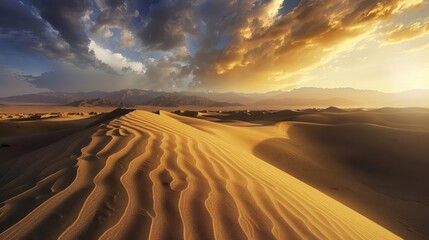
[172,109,429,239]
[0,110,398,239]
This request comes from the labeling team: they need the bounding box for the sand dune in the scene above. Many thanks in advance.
[283,123,429,239]
[174,109,429,239]
[0,110,398,239]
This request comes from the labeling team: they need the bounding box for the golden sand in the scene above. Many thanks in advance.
[0,110,399,239]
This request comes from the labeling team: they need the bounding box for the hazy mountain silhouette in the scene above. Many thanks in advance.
[2,87,429,108]
[144,94,242,107]
[66,98,133,108]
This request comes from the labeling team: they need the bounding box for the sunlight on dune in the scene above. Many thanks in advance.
[0,110,399,239]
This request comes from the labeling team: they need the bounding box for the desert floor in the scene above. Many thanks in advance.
[1,105,429,239]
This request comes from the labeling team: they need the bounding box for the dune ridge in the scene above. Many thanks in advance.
[0,110,399,239]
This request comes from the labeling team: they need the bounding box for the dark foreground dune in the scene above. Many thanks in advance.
[0,107,427,239]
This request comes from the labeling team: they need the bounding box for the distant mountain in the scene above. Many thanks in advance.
[321,106,346,113]
[2,87,429,108]
[254,97,358,107]
[185,90,290,105]
[275,87,386,100]
[187,92,259,105]
[253,88,429,107]
[0,89,165,105]
[144,94,242,107]
[208,101,243,107]
[66,98,133,108]
[1,92,82,104]
[101,89,165,105]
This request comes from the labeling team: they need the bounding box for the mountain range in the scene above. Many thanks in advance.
[143,94,242,107]
[2,88,429,108]
[66,98,134,108]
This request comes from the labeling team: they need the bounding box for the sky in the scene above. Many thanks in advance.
[0,0,429,96]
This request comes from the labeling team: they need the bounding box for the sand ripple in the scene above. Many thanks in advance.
[0,110,399,239]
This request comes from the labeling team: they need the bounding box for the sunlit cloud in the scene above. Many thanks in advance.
[89,40,145,73]
[1,0,429,94]
[385,18,429,43]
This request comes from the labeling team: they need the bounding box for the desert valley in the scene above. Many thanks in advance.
[2,0,429,239]
[1,98,429,239]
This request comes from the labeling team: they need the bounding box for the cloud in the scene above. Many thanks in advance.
[30,0,93,54]
[138,0,200,51]
[91,0,139,48]
[2,0,429,94]
[0,65,48,97]
[25,62,140,92]
[119,29,135,48]
[401,42,429,54]
[30,0,107,69]
[190,0,428,91]
[89,40,144,72]
[142,57,194,91]
[102,28,114,39]
[385,18,429,43]
[0,0,72,62]
[0,0,113,72]
[394,0,426,13]
[24,57,193,92]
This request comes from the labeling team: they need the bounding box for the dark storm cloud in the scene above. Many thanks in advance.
[24,59,189,92]
[0,0,44,32]
[0,0,112,72]
[0,0,71,61]
[30,0,113,70]
[90,0,140,48]
[31,0,92,53]
[91,0,136,33]
[138,0,200,51]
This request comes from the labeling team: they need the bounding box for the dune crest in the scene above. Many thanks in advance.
[0,110,399,239]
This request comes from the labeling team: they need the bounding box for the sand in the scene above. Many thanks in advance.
[183,109,429,239]
[0,108,422,239]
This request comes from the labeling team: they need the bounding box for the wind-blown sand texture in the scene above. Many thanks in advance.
[0,109,400,239]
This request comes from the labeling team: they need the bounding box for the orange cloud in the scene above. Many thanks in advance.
[386,19,429,43]
[195,0,429,92]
